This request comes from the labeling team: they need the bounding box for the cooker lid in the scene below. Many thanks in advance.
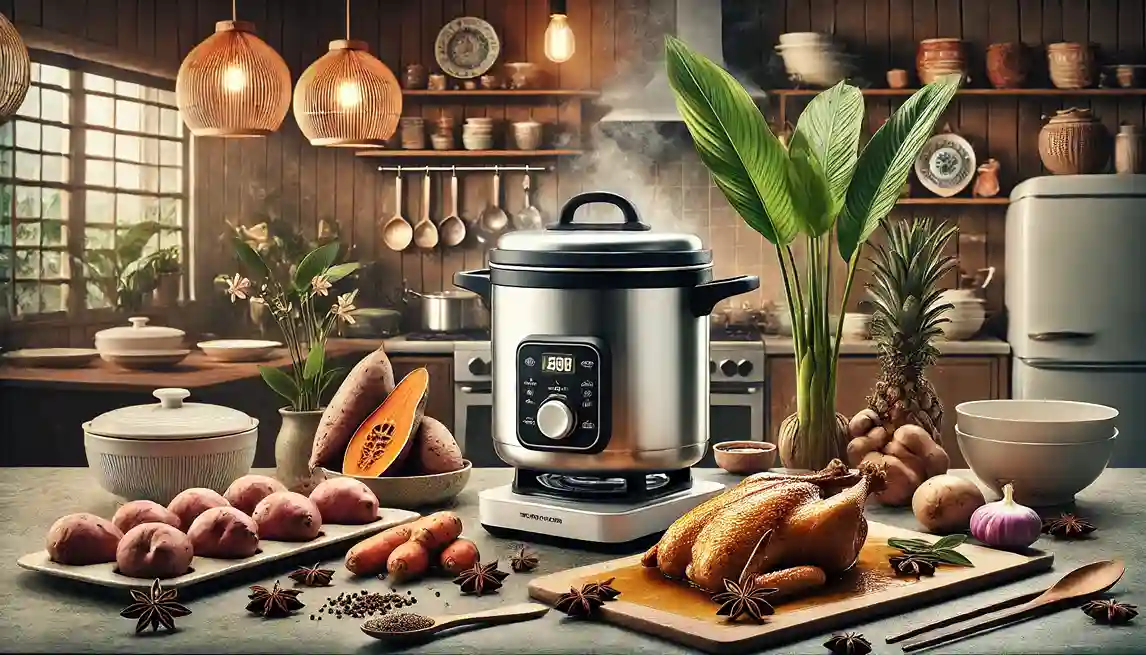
[489,192,711,269]
[85,388,257,440]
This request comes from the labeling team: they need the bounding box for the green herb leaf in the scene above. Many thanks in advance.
[932,549,974,567]
[319,367,346,396]
[323,261,361,284]
[664,35,799,246]
[931,534,968,551]
[233,237,272,281]
[293,242,341,291]
[117,220,162,265]
[259,366,299,405]
[303,341,326,381]
[787,80,864,234]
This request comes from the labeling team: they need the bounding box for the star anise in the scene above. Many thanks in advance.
[1081,599,1138,625]
[824,631,873,655]
[288,563,334,587]
[712,577,777,623]
[555,586,604,617]
[119,579,192,634]
[1043,513,1097,539]
[581,577,620,601]
[246,581,305,618]
[510,546,539,573]
[889,554,938,577]
[452,560,506,596]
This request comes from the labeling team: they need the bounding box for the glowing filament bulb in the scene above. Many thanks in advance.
[336,80,362,109]
[222,65,247,93]
[544,14,576,63]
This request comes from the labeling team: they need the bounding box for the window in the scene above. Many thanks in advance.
[0,56,188,318]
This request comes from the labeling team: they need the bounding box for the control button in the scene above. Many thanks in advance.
[582,389,593,398]
[581,399,593,409]
[580,380,594,388]
[719,359,737,377]
[581,360,595,369]
[536,399,576,440]
[710,360,716,375]
[737,359,754,376]
[524,378,537,387]
[580,420,596,430]
[522,416,536,426]
[467,357,487,376]
[524,397,535,406]
[525,388,534,397]
[524,356,536,367]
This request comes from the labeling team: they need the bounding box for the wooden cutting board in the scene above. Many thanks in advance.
[527,521,1054,654]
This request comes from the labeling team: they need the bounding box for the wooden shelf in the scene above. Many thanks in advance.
[896,197,1009,205]
[403,89,600,98]
[772,87,1146,97]
[354,149,584,159]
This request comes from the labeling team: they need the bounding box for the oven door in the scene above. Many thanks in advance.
[453,382,509,468]
[698,382,767,468]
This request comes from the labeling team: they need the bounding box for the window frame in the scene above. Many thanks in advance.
[2,49,192,321]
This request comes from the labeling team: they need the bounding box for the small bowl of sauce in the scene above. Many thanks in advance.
[712,440,777,475]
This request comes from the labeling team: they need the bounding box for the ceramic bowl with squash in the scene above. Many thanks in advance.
[319,461,472,509]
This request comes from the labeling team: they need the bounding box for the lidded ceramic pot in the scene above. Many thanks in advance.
[94,316,185,353]
[1047,42,1095,89]
[1038,108,1110,175]
[936,267,995,341]
[916,38,967,84]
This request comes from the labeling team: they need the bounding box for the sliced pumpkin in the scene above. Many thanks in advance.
[342,367,429,477]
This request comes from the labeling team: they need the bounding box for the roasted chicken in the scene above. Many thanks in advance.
[642,460,886,597]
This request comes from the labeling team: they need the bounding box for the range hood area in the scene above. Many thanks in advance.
[599,0,764,123]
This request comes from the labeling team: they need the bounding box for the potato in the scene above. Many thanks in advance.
[848,408,881,438]
[892,424,951,477]
[46,513,123,565]
[187,506,260,558]
[912,474,986,534]
[846,425,890,468]
[115,523,194,579]
[252,491,323,541]
[112,500,182,534]
[167,488,229,529]
[864,452,924,507]
[309,478,379,525]
[413,416,465,474]
[224,475,287,515]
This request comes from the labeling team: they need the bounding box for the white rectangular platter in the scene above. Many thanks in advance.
[17,508,420,590]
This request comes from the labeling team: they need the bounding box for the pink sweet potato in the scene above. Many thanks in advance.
[252,491,322,541]
[187,506,260,558]
[167,488,229,529]
[46,513,123,565]
[309,477,379,524]
[224,474,287,515]
[309,347,396,471]
[412,416,465,475]
[112,500,182,533]
[116,523,193,579]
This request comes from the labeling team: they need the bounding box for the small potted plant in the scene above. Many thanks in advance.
[222,236,360,493]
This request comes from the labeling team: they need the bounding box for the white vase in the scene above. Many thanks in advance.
[275,408,325,494]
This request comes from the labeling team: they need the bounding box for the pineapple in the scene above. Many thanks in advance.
[863,218,958,444]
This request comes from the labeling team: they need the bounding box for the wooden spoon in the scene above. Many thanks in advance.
[381,170,413,251]
[360,602,549,645]
[412,173,439,249]
[895,559,1126,652]
[439,168,466,247]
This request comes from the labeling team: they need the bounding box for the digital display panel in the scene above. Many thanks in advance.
[540,353,576,375]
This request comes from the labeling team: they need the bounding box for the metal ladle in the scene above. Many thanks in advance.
[512,172,543,230]
[412,173,439,249]
[381,169,413,251]
[438,168,466,247]
[478,166,509,239]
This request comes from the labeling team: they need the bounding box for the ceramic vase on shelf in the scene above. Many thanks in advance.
[1115,124,1143,174]
[916,38,967,85]
[986,42,1028,89]
[1047,42,1095,89]
[1038,108,1110,175]
[275,408,325,494]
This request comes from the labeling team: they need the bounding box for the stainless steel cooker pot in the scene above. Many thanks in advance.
[406,289,489,332]
[454,192,759,473]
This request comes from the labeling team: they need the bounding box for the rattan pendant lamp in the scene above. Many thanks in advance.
[0,12,31,125]
[292,0,402,147]
[175,0,291,137]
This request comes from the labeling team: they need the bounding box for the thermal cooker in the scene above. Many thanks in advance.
[454,191,759,473]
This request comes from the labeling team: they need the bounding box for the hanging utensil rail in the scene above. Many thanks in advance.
[376,165,551,173]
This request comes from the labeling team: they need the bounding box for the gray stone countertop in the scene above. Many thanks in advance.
[1,468,1137,654]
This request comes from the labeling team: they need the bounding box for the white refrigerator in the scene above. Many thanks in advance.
[1006,174,1146,467]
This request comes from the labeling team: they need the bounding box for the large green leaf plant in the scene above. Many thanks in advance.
[665,35,960,470]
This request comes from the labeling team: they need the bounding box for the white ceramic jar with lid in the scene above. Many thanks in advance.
[83,388,259,504]
[94,316,185,354]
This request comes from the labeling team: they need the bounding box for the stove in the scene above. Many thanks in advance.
[404,329,490,341]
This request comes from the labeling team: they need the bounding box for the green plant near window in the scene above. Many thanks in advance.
[71,220,163,311]
[665,36,960,470]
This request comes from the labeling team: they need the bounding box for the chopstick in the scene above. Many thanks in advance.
[886,588,1043,643]
[899,599,1068,652]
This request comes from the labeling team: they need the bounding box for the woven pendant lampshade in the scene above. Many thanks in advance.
[0,12,31,125]
[175,1,291,137]
[293,0,402,147]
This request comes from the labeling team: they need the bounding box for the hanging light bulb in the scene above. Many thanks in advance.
[0,12,31,125]
[176,0,292,137]
[544,0,576,64]
[293,0,401,148]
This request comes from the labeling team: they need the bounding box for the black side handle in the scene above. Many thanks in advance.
[547,191,651,232]
[690,275,761,318]
[453,269,491,308]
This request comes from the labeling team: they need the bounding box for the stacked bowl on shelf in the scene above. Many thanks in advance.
[774,32,856,88]
[462,117,494,150]
[955,399,1119,506]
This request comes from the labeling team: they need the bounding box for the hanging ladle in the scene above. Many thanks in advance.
[478,166,510,239]
[381,168,413,251]
[412,172,439,249]
[512,172,543,230]
[439,167,467,247]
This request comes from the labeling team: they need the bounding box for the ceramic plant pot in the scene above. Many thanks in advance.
[1038,108,1111,175]
[275,408,326,495]
[986,42,1028,89]
[1047,42,1095,89]
[916,38,967,85]
[152,273,180,307]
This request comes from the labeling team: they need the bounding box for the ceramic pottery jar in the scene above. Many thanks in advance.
[1115,123,1143,174]
[986,42,1028,89]
[917,38,967,85]
[1038,108,1110,175]
[1047,42,1095,89]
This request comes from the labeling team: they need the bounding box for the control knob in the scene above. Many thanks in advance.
[737,359,754,376]
[536,398,576,440]
[467,357,488,376]
[719,359,737,377]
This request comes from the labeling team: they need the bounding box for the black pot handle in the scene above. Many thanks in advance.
[690,275,760,318]
[453,269,491,308]
[547,191,651,231]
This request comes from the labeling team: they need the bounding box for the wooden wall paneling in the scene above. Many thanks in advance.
[808,0,834,40]
[526,0,558,224]
[1116,0,1146,136]
[864,0,891,77]
[1060,0,1089,46]
[1040,0,1064,176]
[374,0,403,301]
[785,0,809,33]
[555,0,591,208]
[84,0,114,45]
[135,0,155,60]
[887,0,913,72]
[313,0,339,249]
[398,0,423,292]
[276,0,300,233]
[262,0,284,258]
[196,0,227,297]
[40,1,78,37]
[114,0,136,53]
[911,0,936,43]
[1016,0,1044,185]
[1089,0,1121,163]
[349,0,377,300]
[11,0,40,26]
[589,0,615,91]
[958,0,990,294]
[421,0,447,293]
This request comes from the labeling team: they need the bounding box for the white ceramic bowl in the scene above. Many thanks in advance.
[956,399,1119,443]
[320,461,472,509]
[84,429,257,504]
[778,31,832,45]
[197,339,282,362]
[956,426,1115,506]
[101,349,191,370]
